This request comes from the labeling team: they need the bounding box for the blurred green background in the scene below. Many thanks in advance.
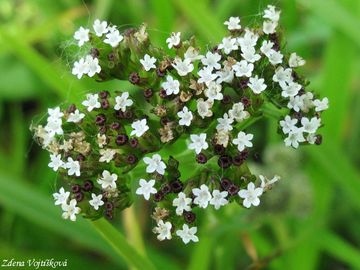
[1,0,360,269]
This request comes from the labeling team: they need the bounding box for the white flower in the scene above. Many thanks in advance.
[154,220,172,241]
[188,133,209,154]
[248,75,267,94]
[61,199,80,221]
[273,67,292,86]
[173,57,194,76]
[99,149,117,163]
[232,131,253,151]
[210,190,228,210]
[64,157,80,177]
[49,154,63,171]
[72,57,89,79]
[216,113,234,132]
[97,170,118,189]
[260,175,280,190]
[85,55,101,77]
[130,119,149,137]
[53,187,70,206]
[284,127,305,148]
[218,37,238,54]
[238,29,259,48]
[216,66,234,84]
[143,154,166,175]
[93,19,108,37]
[176,224,199,244]
[263,20,278,34]
[184,46,203,62]
[161,75,180,95]
[238,182,263,208]
[279,115,298,134]
[300,92,315,113]
[281,82,302,98]
[307,133,317,144]
[201,51,221,70]
[241,46,261,63]
[192,184,212,208]
[104,29,123,47]
[48,107,64,120]
[74,27,89,47]
[228,102,250,122]
[224,16,241,30]
[136,179,157,200]
[197,66,218,85]
[196,98,213,119]
[301,117,321,134]
[177,106,193,126]
[215,130,230,147]
[313,97,329,112]
[233,60,254,77]
[204,82,223,101]
[267,50,283,65]
[82,94,101,112]
[166,32,181,49]
[89,193,104,210]
[97,133,107,148]
[173,192,192,215]
[114,92,133,112]
[263,5,280,22]
[140,54,156,71]
[287,96,304,112]
[289,52,306,68]
[260,40,274,56]
[45,118,63,136]
[67,109,85,123]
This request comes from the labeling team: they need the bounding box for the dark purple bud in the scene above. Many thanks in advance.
[160,117,169,126]
[67,104,76,113]
[105,210,113,220]
[90,48,100,58]
[126,154,137,164]
[124,28,136,37]
[105,201,114,211]
[71,184,81,193]
[156,68,165,77]
[214,144,225,155]
[221,95,232,105]
[153,191,164,202]
[111,122,121,130]
[101,99,110,109]
[196,153,208,164]
[144,88,153,99]
[82,180,94,192]
[218,155,232,169]
[129,72,141,85]
[293,111,303,120]
[241,96,251,108]
[115,110,125,119]
[75,192,84,202]
[159,89,167,99]
[220,178,232,191]
[99,126,107,134]
[161,184,171,194]
[99,91,110,99]
[232,154,244,166]
[170,180,183,193]
[240,149,249,160]
[124,110,133,119]
[239,79,249,90]
[108,52,117,61]
[315,135,323,145]
[116,134,128,145]
[95,114,106,126]
[76,154,85,162]
[129,138,139,148]
[183,211,196,224]
[298,88,306,96]
[228,184,240,196]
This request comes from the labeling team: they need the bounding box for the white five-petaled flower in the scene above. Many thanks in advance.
[210,190,228,210]
[154,220,172,241]
[61,199,81,221]
[177,106,193,126]
[289,52,306,68]
[104,28,123,47]
[248,75,267,94]
[82,94,101,112]
[267,50,283,65]
[161,75,180,95]
[260,40,274,56]
[166,32,181,49]
[136,179,157,200]
[273,67,292,87]
[204,82,223,101]
[130,119,149,137]
[74,26,89,46]
[140,54,157,71]
[143,154,166,175]
[48,154,63,171]
[228,102,249,122]
[97,170,118,189]
[224,16,241,30]
[72,57,89,79]
[85,55,101,77]
[197,66,218,85]
[216,66,234,84]
[192,184,212,208]
[173,192,192,215]
[64,157,80,177]
[48,107,64,119]
[197,98,213,119]
[279,115,298,134]
[53,187,70,206]
[238,29,258,48]
[216,113,234,132]
[218,37,238,54]
[263,20,278,34]
[201,51,221,70]
[173,57,194,76]
[176,224,199,244]
[284,127,305,148]
[114,92,133,112]
[67,109,85,123]
[233,60,254,78]
[260,175,280,190]
[184,47,203,62]
[44,118,63,137]
[238,182,263,208]
[89,193,104,210]
[313,97,329,112]
[281,81,302,98]
[99,149,117,163]
[288,96,305,113]
[93,19,108,37]
[232,131,253,151]
[241,46,261,63]
[188,133,209,154]
[263,5,281,22]
[301,117,321,134]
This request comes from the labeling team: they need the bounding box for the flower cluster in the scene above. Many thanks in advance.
[32,5,328,244]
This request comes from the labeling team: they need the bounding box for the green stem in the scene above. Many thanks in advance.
[90,218,157,270]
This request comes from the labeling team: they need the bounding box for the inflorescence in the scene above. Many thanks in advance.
[32,5,329,244]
